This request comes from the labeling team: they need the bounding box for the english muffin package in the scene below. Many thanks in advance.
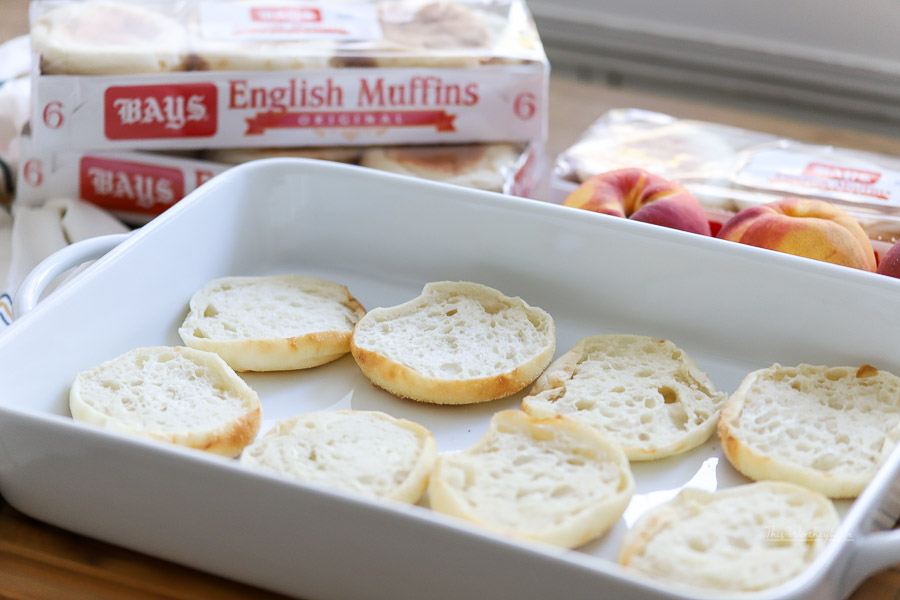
[552,108,900,250]
[16,138,544,224]
[14,136,228,225]
[27,0,549,151]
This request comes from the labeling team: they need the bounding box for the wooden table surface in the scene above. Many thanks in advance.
[3,0,900,597]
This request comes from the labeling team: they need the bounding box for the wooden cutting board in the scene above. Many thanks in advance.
[1,494,898,599]
[0,497,290,599]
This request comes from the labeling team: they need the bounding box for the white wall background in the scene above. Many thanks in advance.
[528,0,900,127]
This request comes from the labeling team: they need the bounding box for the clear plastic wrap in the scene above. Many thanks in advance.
[552,109,900,251]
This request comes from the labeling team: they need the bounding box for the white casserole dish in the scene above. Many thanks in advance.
[4,158,900,600]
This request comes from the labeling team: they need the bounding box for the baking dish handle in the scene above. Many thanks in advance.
[12,232,130,320]
[842,529,900,596]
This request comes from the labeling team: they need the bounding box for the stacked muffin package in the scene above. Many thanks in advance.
[19,0,549,223]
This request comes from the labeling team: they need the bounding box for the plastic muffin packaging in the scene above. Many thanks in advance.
[16,137,543,225]
[553,108,900,253]
[28,0,548,151]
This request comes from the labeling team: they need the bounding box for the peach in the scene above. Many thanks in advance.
[564,168,711,236]
[717,197,876,271]
[876,241,900,278]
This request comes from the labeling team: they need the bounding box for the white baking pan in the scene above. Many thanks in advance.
[4,159,900,600]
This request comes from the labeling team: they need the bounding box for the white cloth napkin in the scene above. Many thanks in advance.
[0,35,30,83]
[0,35,31,206]
[0,208,12,327]
[0,35,130,332]
[0,198,130,331]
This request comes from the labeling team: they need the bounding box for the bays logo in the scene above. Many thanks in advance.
[80,156,185,213]
[104,83,218,140]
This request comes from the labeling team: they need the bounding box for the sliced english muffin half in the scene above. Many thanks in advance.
[618,481,839,592]
[718,363,900,498]
[179,275,366,372]
[240,410,437,504]
[350,281,555,405]
[521,335,726,461]
[429,410,634,548]
[69,346,261,458]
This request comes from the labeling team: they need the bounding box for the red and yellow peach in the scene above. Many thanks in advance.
[564,168,711,236]
[716,197,876,272]
[877,240,900,278]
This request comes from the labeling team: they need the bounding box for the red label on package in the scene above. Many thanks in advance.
[80,156,185,214]
[198,2,380,41]
[250,7,322,23]
[803,162,882,185]
[104,83,218,140]
[737,149,899,206]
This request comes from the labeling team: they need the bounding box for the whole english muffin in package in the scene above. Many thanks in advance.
[28,0,549,151]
